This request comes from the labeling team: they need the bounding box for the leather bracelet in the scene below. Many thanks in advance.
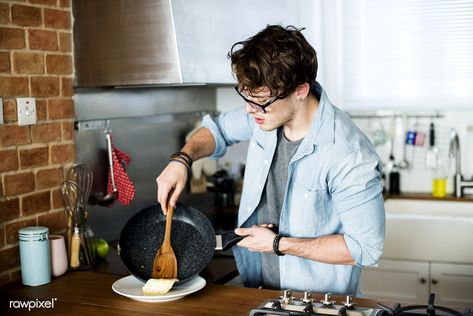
[170,151,193,167]
[272,234,285,256]
[169,158,190,173]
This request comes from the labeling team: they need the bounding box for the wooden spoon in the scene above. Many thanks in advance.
[151,192,178,279]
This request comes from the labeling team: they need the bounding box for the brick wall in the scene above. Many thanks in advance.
[0,0,74,287]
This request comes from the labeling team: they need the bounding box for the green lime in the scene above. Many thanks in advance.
[94,238,109,258]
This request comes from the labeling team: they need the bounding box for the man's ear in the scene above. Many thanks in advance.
[295,82,310,101]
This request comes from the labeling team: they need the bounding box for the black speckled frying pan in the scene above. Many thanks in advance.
[118,203,243,283]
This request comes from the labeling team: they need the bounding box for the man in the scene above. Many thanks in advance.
[156,25,385,295]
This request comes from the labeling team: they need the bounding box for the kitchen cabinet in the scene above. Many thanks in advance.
[363,199,473,306]
[360,259,473,306]
[431,262,473,307]
[360,259,429,303]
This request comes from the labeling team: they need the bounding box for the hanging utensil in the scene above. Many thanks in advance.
[90,130,117,206]
[104,131,118,200]
[399,115,410,169]
[426,122,438,169]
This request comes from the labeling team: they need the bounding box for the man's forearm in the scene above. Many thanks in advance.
[278,234,355,265]
[181,127,216,160]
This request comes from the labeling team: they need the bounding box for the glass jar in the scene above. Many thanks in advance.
[18,226,51,286]
[68,226,96,270]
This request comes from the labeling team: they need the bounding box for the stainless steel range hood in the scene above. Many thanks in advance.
[72,0,299,87]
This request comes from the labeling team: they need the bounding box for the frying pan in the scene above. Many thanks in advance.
[118,203,244,283]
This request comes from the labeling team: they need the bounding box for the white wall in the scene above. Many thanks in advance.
[215,88,249,178]
[353,111,473,194]
[214,0,473,194]
[216,86,473,194]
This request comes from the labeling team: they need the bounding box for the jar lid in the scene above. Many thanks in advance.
[18,226,49,236]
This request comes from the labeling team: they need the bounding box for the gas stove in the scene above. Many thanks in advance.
[248,291,473,316]
[249,290,384,316]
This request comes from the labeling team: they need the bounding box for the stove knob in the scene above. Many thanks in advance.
[342,295,356,308]
[302,291,312,303]
[283,289,292,300]
[280,289,294,304]
[320,293,335,305]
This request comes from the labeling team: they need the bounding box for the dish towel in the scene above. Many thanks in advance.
[107,138,135,206]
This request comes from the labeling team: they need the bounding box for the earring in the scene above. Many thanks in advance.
[297,97,303,102]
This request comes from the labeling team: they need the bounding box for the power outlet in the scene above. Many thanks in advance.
[17,97,37,126]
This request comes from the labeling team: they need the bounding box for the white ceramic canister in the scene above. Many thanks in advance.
[18,226,51,286]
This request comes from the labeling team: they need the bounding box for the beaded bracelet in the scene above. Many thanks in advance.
[169,158,191,173]
[170,151,193,167]
[272,234,285,256]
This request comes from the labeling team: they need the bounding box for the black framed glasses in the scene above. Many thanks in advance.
[234,86,282,114]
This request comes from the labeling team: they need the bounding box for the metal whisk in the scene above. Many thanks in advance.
[60,179,93,268]
[60,180,82,227]
[68,163,93,213]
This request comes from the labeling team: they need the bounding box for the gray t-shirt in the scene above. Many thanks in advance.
[256,127,303,289]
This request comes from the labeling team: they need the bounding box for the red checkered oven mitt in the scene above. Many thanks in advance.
[107,143,135,206]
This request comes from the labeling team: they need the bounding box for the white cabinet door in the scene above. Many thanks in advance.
[431,262,473,307]
[360,259,429,303]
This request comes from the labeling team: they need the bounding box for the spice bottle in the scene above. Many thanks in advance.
[389,163,401,194]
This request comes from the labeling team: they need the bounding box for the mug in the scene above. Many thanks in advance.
[49,235,68,277]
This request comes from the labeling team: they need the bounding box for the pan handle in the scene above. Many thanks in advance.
[215,226,280,251]
[215,232,247,251]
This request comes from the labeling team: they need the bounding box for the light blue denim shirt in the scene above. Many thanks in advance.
[201,83,385,295]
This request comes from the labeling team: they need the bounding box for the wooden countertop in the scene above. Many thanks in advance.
[0,271,382,316]
[384,192,473,202]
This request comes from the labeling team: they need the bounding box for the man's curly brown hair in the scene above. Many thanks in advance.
[229,25,317,98]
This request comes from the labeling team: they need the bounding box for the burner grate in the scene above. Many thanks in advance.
[377,294,471,316]
[248,292,472,316]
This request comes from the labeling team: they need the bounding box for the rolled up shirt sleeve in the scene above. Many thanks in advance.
[328,149,386,267]
[201,106,253,159]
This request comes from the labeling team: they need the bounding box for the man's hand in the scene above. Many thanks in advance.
[156,161,188,214]
[156,127,216,214]
[234,224,276,253]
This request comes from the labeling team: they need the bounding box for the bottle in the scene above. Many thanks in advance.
[389,163,401,194]
[18,226,51,286]
[381,172,386,194]
[432,160,448,198]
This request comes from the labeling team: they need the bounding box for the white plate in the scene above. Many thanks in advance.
[112,275,206,302]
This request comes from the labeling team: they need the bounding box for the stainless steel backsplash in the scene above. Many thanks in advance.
[74,86,217,241]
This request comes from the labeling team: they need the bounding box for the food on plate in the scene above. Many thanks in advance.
[142,278,178,295]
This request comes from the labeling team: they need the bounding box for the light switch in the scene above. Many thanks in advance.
[0,97,4,125]
[17,97,37,126]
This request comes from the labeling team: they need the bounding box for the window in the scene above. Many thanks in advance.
[319,0,473,109]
